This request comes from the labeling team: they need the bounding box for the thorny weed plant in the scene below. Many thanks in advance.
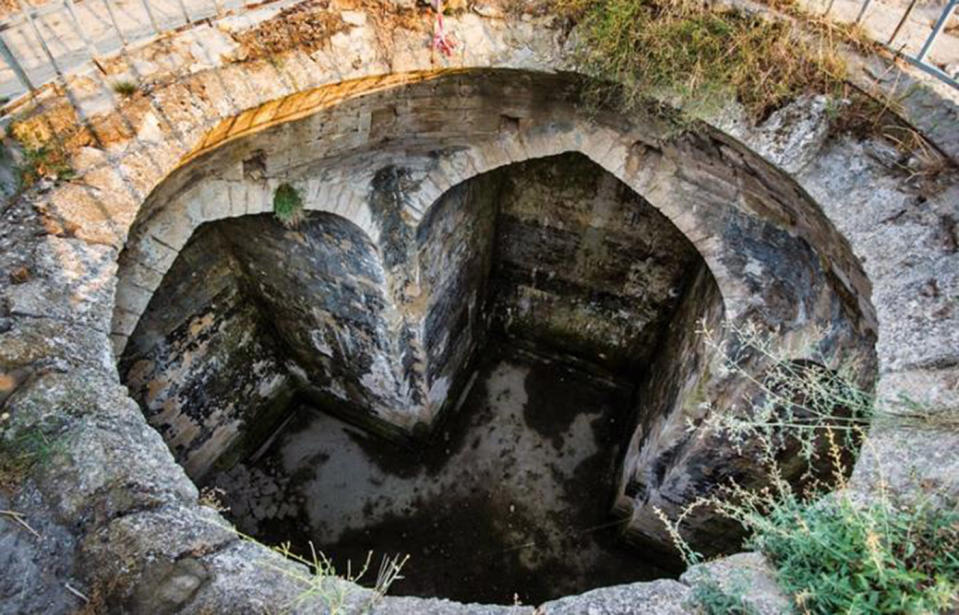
[695,322,873,462]
[658,322,959,613]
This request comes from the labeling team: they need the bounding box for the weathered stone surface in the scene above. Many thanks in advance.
[0,365,176,536]
[371,597,534,614]
[79,503,235,613]
[615,265,728,555]
[0,488,80,615]
[797,140,959,376]
[681,552,792,615]
[225,212,411,428]
[417,171,499,412]
[537,579,692,614]
[488,153,699,374]
[121,223,294,479]
[0,316,115,376]
[851,420,959,508]
[180,540,334,614]
[3,236,117,333]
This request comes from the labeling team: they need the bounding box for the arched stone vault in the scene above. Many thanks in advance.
[113,70,879,556]
[1,3,957,612]
[116,70,878,345]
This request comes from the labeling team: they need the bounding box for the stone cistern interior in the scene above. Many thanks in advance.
[111,72,879,606]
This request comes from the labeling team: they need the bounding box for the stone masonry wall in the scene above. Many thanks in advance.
[614,263,726,552]
[120,224,293,479]
[416,173,500,413]
[488,153,700,375]
[112,72,881,558]
[222,212,412,430]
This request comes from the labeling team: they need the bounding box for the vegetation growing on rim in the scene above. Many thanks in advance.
[16,144,74,188]
[558,0,850,117]
[689,577,758,614]
[553,0,934,149]
[663,324,959,614]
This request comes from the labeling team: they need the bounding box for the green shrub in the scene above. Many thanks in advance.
[273,182,304,228]
[753,495,959,614]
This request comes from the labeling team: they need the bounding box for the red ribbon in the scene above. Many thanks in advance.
[432,0,456,56]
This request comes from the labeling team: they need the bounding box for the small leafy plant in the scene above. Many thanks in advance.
[756,491,959,614]
[17,144,74,188]
[273,182,305,228]
[690,577,758,615]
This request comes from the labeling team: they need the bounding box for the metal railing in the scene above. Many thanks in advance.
[0,0,267,103]
[846,0,959,89]
[0,0,955,109]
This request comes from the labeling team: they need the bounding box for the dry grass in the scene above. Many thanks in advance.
[235,0,348,60]
[554,0,948,183]
[557,0,856,121]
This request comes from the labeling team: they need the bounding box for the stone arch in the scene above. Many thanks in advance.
[114,69,878,357]
[117,209,402,479]
[112,171,377,358]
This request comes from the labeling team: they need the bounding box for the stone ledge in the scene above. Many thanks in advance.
[537,579,692,615]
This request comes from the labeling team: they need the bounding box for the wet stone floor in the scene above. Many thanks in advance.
[208,343,677,605]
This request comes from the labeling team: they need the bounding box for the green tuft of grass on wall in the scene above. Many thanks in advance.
[273,182,305,228]
[111,80,138,97]
[17,144,75,188]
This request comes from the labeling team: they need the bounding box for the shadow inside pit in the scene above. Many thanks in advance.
[207,340,683,605]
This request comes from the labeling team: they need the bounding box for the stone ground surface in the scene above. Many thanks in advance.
[209,341,679,606]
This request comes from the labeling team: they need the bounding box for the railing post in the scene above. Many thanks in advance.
[916,0,958,63]
[0,31,35,92]
[175,0,192,24]
[62,0,103,68]
[888,0,919,46]
[101,0,128,46]
[139,0,162,35]
[16,0,65,80]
